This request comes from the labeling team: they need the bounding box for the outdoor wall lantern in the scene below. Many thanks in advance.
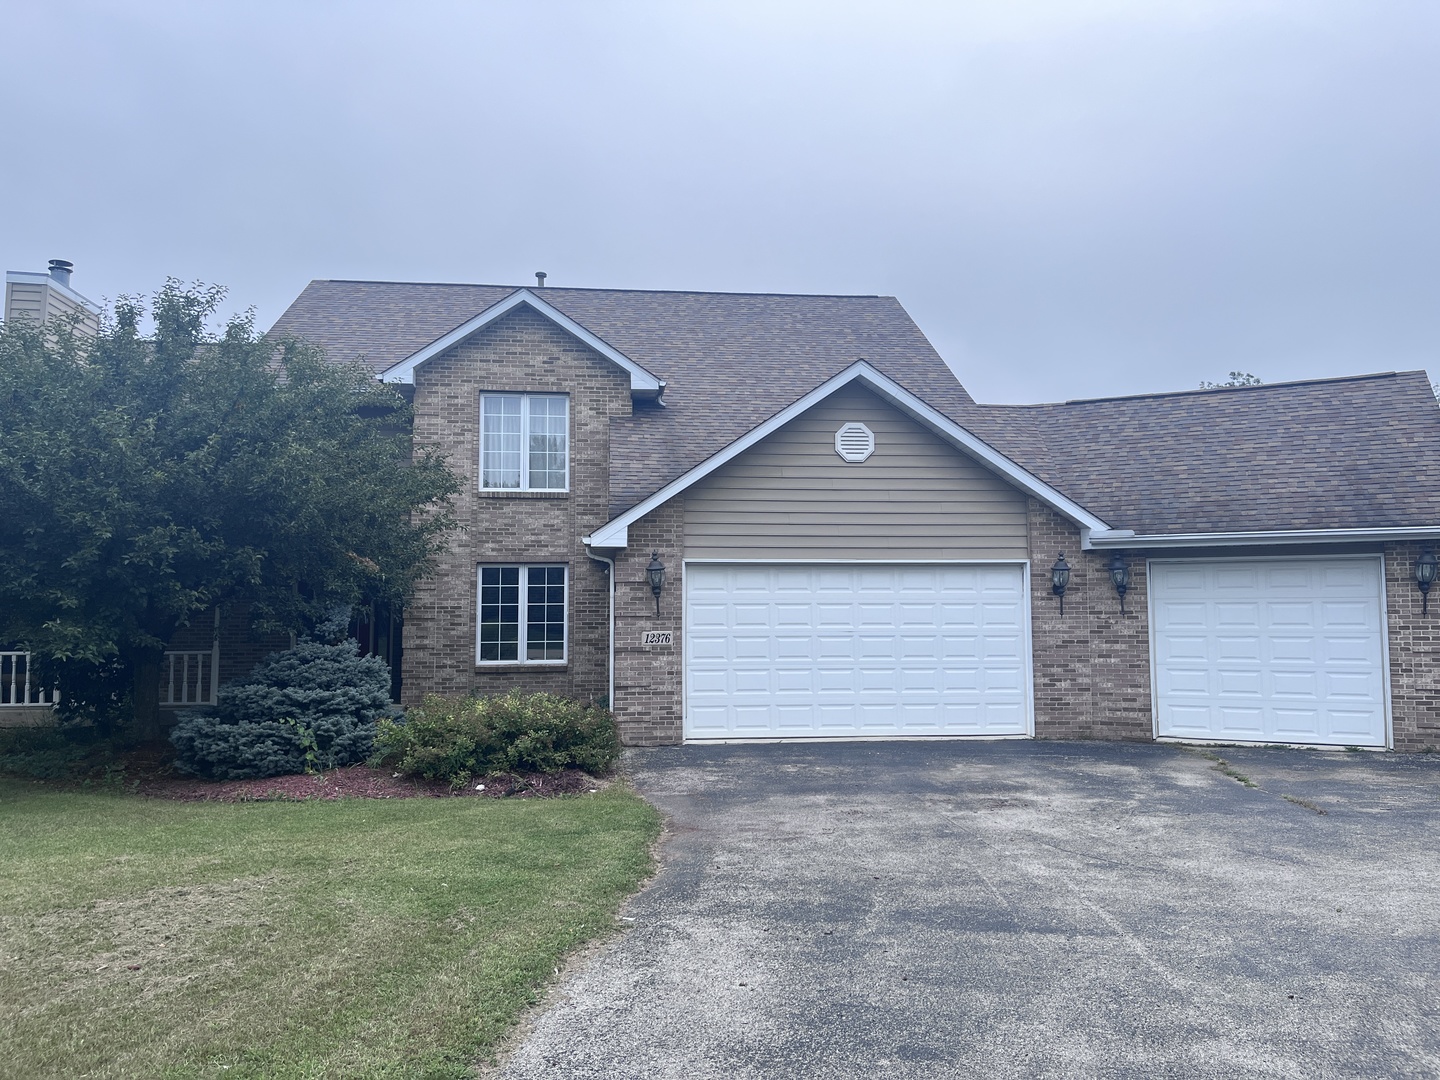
[1108,552,1131,615]
[1050,553,1071,615]
[647,551,666,616]
[1417,550,1438,615]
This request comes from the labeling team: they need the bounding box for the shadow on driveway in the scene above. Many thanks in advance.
[502,740,1440,1079]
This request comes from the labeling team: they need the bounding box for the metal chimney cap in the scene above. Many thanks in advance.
[48,259,74,286]
[534,271,547,287]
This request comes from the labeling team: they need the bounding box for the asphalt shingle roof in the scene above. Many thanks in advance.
[268,279,1440,535]
[969,372,1440,535]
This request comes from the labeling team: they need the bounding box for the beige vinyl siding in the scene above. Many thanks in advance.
[4,281,46,325]
[684,384,1029,560]
[4,280,100,336]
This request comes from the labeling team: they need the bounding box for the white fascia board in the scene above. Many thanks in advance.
[379,288,665,394]
[1084,525,1440,550]
[581,527,628,549]
[5,270,102,314]
[586,360,1111,548]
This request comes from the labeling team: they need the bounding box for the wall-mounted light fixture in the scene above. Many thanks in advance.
[1050,553,1071,615]
[1417,550,1438,615]
[647,551,666,616]
[1108,552,1131,615]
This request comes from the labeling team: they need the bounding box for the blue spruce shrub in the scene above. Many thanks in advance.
[170,639,393,780]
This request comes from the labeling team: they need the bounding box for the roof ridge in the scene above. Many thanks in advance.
[980,371,1412,409]
[310,279,888,300]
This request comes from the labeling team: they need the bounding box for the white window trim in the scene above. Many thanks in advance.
[479,393,570,492]
[475,563,569,666]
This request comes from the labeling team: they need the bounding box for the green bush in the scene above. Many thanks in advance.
[371,691,620,786]
[170,639,392,780]
[0,725,102,781]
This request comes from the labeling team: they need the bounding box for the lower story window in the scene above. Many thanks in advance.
[477,564,567,664]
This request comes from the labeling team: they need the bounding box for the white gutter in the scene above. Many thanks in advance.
[1083,526,1440,550]
[585,547,617,709]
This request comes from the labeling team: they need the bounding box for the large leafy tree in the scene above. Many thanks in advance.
[0,281,459,737]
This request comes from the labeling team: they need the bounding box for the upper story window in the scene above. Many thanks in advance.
[480,393,569,491]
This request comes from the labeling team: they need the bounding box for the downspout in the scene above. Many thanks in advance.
[586,546,616,710]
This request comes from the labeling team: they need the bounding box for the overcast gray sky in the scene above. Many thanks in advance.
[4,1,1437,403]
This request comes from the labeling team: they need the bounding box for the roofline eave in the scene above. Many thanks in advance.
[1084,525,1440,550]
[586,360,1112,549]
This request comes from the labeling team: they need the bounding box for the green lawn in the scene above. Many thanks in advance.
[0,779,661,1079]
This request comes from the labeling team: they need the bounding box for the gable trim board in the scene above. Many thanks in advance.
[1146,553,1392,749]
[682,559,1034,741]
[585,361,1111,551]
[379,288,666,396]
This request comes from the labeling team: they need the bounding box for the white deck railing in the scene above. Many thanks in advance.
[0,651,58,707]
[162,645,219,707]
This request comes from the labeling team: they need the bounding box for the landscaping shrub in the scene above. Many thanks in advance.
[371,691,620,786]
[0,724,105,781]
[170,639,392,780]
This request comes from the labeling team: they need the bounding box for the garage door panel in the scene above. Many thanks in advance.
[1217,636,1263,662]
[686,563,1029,739]
[1273,709,1322,738]
[1217,706,1266,735]
[1216,602,1261,627]
[1271,671,1319,698]
[1321,601,1372,629]
[1266,602,1316,628]
[1217,670,1263,696]
[1153,557,1387,747]
[1329,709,1382,737]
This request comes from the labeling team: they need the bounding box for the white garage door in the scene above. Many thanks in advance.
[684,563,1030,739]
[1150,557,1389,747]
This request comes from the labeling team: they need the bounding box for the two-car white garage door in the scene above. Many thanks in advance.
[685,563,1030,739]
[1150,557,1389,747]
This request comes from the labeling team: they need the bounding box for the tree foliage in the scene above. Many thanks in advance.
[1199,371,1263,389]
[0,281,458,735]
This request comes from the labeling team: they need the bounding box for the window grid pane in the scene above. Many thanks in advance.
[478,566,520,661]
[525,566,566,661]
[526,396,568,490]
[479,565,565,663]
[481,396,522,489]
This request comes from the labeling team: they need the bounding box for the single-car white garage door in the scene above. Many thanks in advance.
[1150,557,1389,747]
[684,563,1030,739]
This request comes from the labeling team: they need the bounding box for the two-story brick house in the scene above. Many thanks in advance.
[269,277,1440,751]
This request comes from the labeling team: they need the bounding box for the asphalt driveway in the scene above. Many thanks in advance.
[500,741,1440,1079]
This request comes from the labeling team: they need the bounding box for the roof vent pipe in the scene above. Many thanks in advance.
[48,259,73,287]
[534,271,547,287]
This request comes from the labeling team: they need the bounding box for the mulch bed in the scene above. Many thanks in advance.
[135,764,606,802]
[2,744,607,802]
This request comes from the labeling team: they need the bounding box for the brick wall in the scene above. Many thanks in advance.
[1384,541,1440,751]
[402,305,632,707]
[1028,499,1154,741]
[611,499,686,745]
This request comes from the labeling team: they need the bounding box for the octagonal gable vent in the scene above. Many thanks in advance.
[834,422,875,463]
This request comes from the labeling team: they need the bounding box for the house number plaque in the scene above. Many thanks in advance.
[641,630,673,646]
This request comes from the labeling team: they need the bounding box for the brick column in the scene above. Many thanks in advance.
[1385,541,1440,751]
[1028,499,1153,741]
[612,498,685,745]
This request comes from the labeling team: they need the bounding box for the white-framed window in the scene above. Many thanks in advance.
[480,393,569,491]
[476,564,568,664]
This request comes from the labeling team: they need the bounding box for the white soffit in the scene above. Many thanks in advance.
[583,360,1113,549]
[379,289,665,395]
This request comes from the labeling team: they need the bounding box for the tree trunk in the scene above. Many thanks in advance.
[129,647,165,744]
